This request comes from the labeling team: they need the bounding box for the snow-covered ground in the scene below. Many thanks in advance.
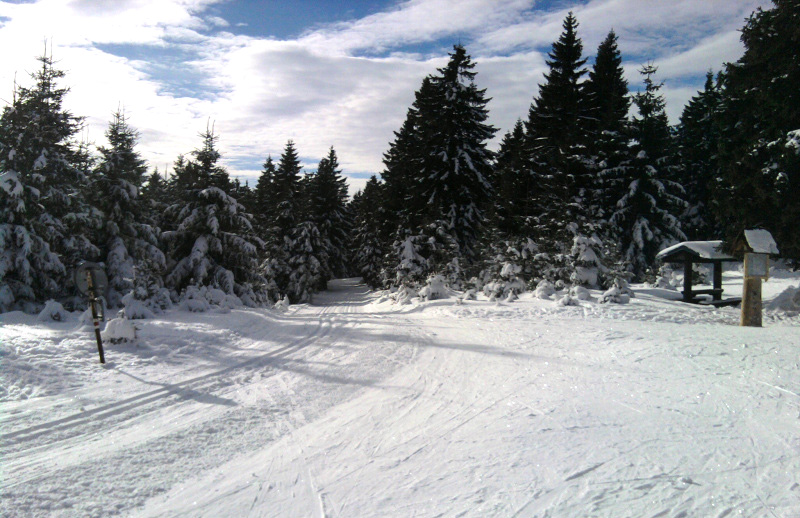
[2,269,799,517]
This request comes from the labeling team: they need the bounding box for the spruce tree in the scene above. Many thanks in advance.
[308,147,350,279]
[417,44,496,263]
[140,168,170,221]
[163,127,266,304]
[676,72,721,240]
[253,154,276,238]
[714,0,800,261]
[0,53,99,310]
[607,64,686,280]
[350,176,386,288]
[491,120,531,236]
[382,82,435,235]
[585,30,631,224]
[525,12,593,245]
[93,110,164,307]
[261,140,302,297]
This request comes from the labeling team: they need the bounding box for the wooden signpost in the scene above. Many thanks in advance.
[739,230,779,328]
[75,262,108,363]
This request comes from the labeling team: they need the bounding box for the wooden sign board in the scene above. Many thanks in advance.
[74,262,108,296]
[744,253,769,280]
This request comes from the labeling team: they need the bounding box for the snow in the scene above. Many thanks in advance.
[766,283,800,314]
[656,240,734,261]
[2,274,800,517]
[744,229,780,255]
[36,300,70,322]
[102,317,137,343]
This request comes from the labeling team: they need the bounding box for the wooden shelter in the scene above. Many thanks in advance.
[656,241,740,304]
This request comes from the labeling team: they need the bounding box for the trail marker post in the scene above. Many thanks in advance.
[737,230,779,328]
[75,262,108,363]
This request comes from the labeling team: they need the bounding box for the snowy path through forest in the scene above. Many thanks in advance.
[2,277,799,517]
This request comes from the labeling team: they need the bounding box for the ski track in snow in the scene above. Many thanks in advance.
[2,276,800,517]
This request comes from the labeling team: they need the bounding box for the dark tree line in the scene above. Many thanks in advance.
[1,1,798,313]
[0,55,350,312]
[350,3,799,296]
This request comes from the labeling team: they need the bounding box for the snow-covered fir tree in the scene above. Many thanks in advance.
[490,120,532,236]
[140,167,170,227]
[569,233,605,288]
[0,53,99,310]
[253,155,276,238]
[525,12,593,247]
[260,141,303,296]
[676,72,721,241]
[714,0,800,262]
[349,176,385,288]
[307,147,350,280]
[382,80,435,235]
[285,219,327,303]
[92,110,165,307]
[607,64,687,280]
[418,45,496,263]
[163,127,266,305]
[584,30,631,226]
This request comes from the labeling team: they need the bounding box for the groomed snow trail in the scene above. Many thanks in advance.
[2,277,799,517]
[2,279,417,517]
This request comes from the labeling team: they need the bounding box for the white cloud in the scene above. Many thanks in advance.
[0,0,773,195]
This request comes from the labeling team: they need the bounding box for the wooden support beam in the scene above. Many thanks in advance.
[713,260,723,300]
[683,260,693,302]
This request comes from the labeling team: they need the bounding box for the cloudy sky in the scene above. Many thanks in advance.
[0,0,768,193]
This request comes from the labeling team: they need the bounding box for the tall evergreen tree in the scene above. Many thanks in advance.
[273,140,302,236]
[260,140,303,297]
[491,120,531,236]
[585,30,629,144]
[93,110,164,307]
[382,80,437,234]
[0,53,99,310]
[253,154,276,237]
[525,12,592,231]
[585,30,631,223]
[607,64,686,280]
[350,176,386,288]
[140,168,170,220]
[163,128,265,304]
[676,71,722,240]
[308,147,350,279]
[417,44,496,263]
[714,0,800,261]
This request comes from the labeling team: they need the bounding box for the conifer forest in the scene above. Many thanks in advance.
[1,2,798,314]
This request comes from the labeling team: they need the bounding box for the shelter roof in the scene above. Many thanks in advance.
[656,241,737,263]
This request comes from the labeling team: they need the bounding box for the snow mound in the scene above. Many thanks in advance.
[178,286,243,313]
[36,300,70,322]
[556,294,581,306]
[274,295,290,311]
[600,279,634,304]
[419,275,448,301]
[121,294,156,320]
[103,317,137,343]
[766,285,800,314]
[569,285,593,301]
[534,280,555,300]
[391,285,418,305]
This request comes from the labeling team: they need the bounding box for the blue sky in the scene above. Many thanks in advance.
[0,0,769,193]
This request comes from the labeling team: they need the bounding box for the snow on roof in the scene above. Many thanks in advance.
[656,240,735,261]
[744,229,780,254]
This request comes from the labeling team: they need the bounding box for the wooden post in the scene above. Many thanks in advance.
[713,260,722,300]
[683,259,693,302]
[741,277,762,327]
[86,270,106,363]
